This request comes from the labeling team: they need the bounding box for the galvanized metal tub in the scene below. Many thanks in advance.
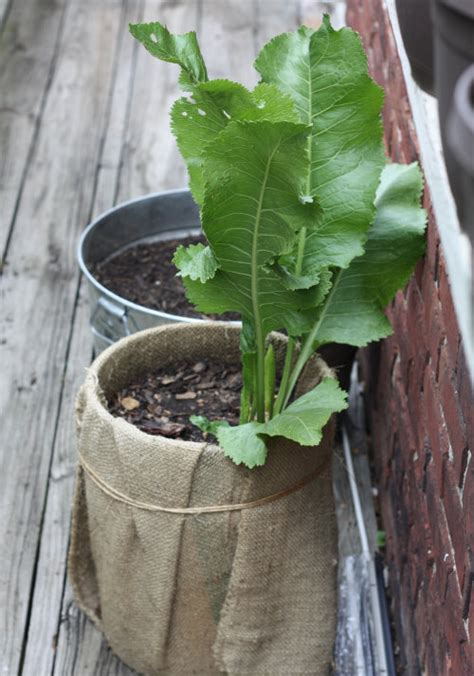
[78,189,238,353]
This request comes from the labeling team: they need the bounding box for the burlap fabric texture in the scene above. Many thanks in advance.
[69,322,338,675]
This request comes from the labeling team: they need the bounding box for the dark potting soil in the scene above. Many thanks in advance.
[92,235,238,321]
[108,358,242,442]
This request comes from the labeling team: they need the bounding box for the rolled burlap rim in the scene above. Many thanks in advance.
[74,322,335,510]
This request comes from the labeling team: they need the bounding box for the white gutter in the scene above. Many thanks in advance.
[384,0,473,379]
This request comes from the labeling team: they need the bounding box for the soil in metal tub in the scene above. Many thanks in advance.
[91,235,239,321]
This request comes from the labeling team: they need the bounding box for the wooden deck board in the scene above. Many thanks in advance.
[52,1,145,670]
[114,0,199,203]
[0,3,380,674]
[0,0,67,253]
[20,0,140,662]
[0,0,13,32]
[21,285,93,676]
[0,1,124,672]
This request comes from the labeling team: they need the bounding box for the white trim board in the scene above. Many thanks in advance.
[384,0,473,379]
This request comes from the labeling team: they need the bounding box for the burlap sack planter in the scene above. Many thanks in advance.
[70,322,338,675]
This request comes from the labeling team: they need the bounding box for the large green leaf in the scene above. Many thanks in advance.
[255,15,385,273]
[216,421,268,468]
[265,378,347,445]
[129,22,207,88]
[310,162,427,347]
[215,377,347,467]
[182,120,322,336]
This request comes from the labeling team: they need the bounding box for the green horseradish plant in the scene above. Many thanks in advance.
[130,16,426,468]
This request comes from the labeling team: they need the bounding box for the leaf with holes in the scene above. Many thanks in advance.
[129,22,207,88]
[171,79,300,204]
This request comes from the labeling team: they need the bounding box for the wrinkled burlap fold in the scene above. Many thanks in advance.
[69,322,338,675]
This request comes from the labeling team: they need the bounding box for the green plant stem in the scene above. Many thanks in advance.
[273,338,295,415]
[255,332,265,422]
[283,269,342,409]
[273,225,307,415]
[296,225,307,268]
[252,149,277,422]
[283,333,314,409]
[239,389,251,424]
[264,344,276,418]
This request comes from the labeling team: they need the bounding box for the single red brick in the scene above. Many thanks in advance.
[390,433,409,494]
[406,552,421,601]
[425,464,455,601]
[445,564,465,619]
[421,238,439,299]
[425,631,449,676]
[424,216,440,282]
[420,262,444,336]
[443,458,468,577]
[404,123,420,162]
[389,126,402,163]
[406,468,432,561]
[406,273,423,311]
[428,563,448,611]
[406,508,435,601]
[397,579,421,671]
[414,589,430,663]
[377,447,393,493]
[461,550,473,622]
[438,360,468,464]
[462,456,474,539]
[423,369,450,494]
[395,395,418,460]
[371,406,390,446]
[467,588,473,645]
[427,309,446,382]
[412,436,431,489]
[384,488,409,578]
[424,640,440,676]
[399,339,414,389]
[443,639,471,676]
[409,385,429,452]
[410,351,431,408]
[390,287,406,320]
[390,299,417,384]
[420,257,436,315]
[406,284,429,362]
[438,250,461,364]
[456,345,473,445]
[442,572,471,674]
[375,337,394,384]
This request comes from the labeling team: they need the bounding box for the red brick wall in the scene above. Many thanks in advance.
[346,1,473,673]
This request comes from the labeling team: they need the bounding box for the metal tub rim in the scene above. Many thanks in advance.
[77,187,219,325]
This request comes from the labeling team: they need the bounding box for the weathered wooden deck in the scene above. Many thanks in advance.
[0,2,368,674]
